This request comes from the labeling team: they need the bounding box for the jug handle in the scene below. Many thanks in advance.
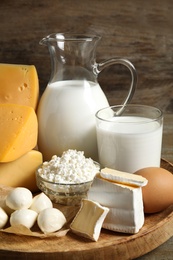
[95,58,137,115]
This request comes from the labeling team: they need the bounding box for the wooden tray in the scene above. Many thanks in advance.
[0,158,173,260]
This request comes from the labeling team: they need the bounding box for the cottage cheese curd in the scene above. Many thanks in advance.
[38,149,100,184]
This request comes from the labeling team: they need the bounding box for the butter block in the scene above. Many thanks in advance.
[70,199,109,241]
[87,174,144,234]
[0,150,42,192]
[0,64,39,109]
[101,167,148,187]
[0,103,38,162]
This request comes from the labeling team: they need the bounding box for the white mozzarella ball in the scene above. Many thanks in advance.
[6,187,33,210]
[0,199,14,215]
[10,209,38,229]
[30,193,53,213]
[37,208,66,233]
[0,207,8,228]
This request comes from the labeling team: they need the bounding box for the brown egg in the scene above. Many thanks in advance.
[134,167,173,213]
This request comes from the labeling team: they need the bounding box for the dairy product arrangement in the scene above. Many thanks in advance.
[1,62,173,243]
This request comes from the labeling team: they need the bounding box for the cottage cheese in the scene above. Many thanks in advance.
[38,149,100,184]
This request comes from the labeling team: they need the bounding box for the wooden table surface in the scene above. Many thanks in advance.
[1,0,173,259]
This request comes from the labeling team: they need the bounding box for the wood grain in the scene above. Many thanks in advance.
[0,0,173,113]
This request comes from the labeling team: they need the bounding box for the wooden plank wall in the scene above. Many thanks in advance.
[0,0,173,112]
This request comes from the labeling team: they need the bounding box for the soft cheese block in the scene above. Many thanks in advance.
[87,174,145,234]
[101,167,148,187]
[0,64,39,109]
[0,103,38,162]
[70,199,109,241]
[0,150,42,192]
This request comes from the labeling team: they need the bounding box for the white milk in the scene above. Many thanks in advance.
[96,116,163,173]
[37,80,109,161]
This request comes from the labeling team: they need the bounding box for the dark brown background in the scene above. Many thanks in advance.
[1,0,173,113]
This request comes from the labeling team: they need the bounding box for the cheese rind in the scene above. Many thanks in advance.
[0,150,42,192]
[70,199,109,241]
[0,64,39,109]
[0,103,38,162]
[101,167,148,187]
[87,174,144,234]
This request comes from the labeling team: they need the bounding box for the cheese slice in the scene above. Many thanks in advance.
[70,199,109,241]
[0,150,42,192]
[87,174,144,234]
[101,167,148,187]
[0,63,39,109]
[0,103,38,162]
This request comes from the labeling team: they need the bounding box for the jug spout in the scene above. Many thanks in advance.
[40,32,101,41]
[39,37,48,46]
[39,33,102,83]
[39,33,101,47]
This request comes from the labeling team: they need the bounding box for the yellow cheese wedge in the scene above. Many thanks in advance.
[0,150,42,192]
[0,64,39,109]
[0,103,38,162]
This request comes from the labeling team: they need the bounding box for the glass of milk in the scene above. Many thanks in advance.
[95,104,163,173]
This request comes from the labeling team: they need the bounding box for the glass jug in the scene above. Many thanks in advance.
[37,33,137,161]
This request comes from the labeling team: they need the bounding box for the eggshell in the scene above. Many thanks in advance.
[134,167,173,213]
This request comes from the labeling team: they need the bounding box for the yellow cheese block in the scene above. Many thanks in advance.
[0,103,38,162]
[0,150,42,192]
[0,64,39,109]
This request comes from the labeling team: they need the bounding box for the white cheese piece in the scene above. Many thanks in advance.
[101,167,148,187]
[70,199,109,241]
[10,209,38,229]
[38,149,100,184]
[37,208,66,234]
[87,174,144,234]
[0,207,8,229]
[6,187,33,210]
[30,193,53,213]
[0,198,14,215]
